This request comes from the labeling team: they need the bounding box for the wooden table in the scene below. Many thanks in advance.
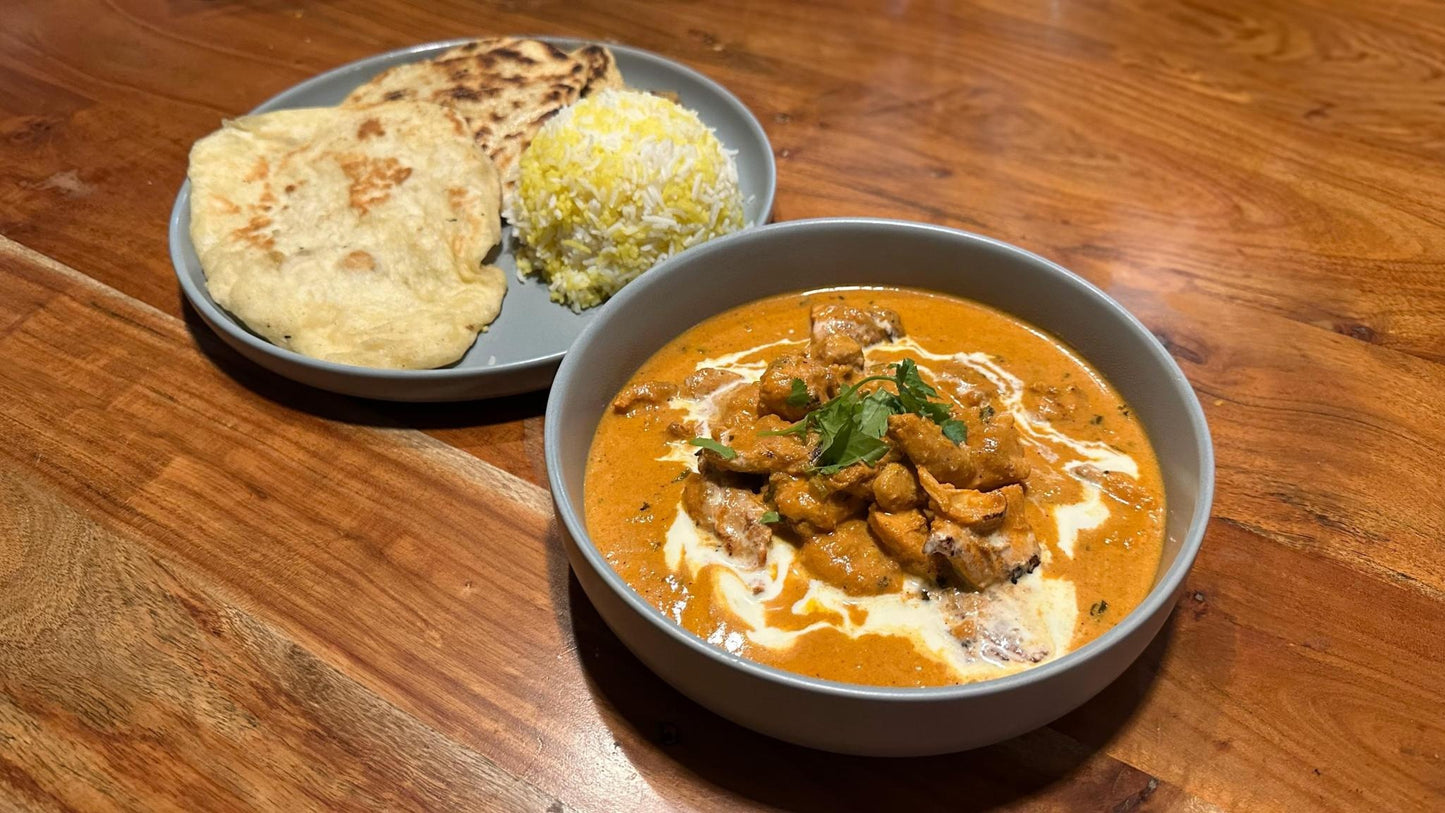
[1,1,1441,809]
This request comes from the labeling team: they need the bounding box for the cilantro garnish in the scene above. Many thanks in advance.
[688,437,737,459]
[941,419,968,445]
[785,378,810,409]
[764,359,964,473]
[759,510,782,524]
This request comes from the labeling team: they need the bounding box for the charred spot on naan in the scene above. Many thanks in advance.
[339,155,414,216]
[356,118,385,140]
[231,214,275,250]
[573,44,624,94]
[446,187,471,209]
[341,250,376,272]
[444,86,499,102]
[243,157,270,183]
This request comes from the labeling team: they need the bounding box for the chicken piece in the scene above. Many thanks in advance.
[917,468,1007,531]
[811,332,866,387]
[814,331,864,366]
[758,354,832,421]
[924,485,1039,589]
[770,473,865,532]
[611,381,677,414]
[820,462,882,499]
[809,304,904,356]
[798,519,904,596]
[700,384,812,474]
[867,508,940,581]
[972,413,1031,490]
[681,474,772,566]
[703,413,814,475]
[935,592,1050,663]
[871,462,922,511]
[713,382,762,426]
[681,368,743,399]
[887,413,977,487]
[940,365,1000,408]
[888,412,1030,491]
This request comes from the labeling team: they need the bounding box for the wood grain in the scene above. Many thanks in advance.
[1057,519,1445,810]
[0,461,562,813]
[0,0,1443,809]
[0,241,1222,810]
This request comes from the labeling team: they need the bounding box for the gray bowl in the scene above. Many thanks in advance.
[170,37,776,401]
[544,218,1213,756]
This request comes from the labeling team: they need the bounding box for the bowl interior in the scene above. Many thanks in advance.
[547,218,1212,694]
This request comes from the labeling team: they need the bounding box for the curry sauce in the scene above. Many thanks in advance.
[585,288,1165,687]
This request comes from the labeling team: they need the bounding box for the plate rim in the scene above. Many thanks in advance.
[169,36,777,388]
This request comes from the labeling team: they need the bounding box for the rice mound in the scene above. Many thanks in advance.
[511,88,745,310]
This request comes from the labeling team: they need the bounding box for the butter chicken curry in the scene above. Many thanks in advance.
[586,288,1165,687]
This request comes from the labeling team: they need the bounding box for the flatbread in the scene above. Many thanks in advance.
[342,37,624,208]
[187,102,505,369]
[569,43,625,94]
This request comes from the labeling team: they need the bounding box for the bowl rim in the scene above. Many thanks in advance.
[169,35,777,382]
[545,217,1214,701]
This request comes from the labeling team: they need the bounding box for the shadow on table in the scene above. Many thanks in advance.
[549,527,1176,812]
[179,297,548,429]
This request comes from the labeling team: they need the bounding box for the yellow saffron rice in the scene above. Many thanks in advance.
[511,89,745,310]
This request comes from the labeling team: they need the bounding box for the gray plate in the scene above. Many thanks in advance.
[169,38,776,401]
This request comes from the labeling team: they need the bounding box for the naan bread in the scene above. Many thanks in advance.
[188,103,504,369]
[342,37,624,208]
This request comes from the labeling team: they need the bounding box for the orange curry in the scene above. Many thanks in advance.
[585,287,1165,687]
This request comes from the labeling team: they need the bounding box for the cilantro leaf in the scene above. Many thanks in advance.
[755,357,967,473]
[811,389,859,466]
[890,359,951,424]
[890,359,959,428]
[941,419,968,445]
[805,385,895,473]
[688,437,737,459]
[786,378,810,408]
[893,358,938,399]
[816,432,890,474]
[759,510,782,524]
[857,389,896,439]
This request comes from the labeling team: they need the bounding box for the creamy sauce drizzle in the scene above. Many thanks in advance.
[877,337,1140,479]
[655,338,804,469]
[1053,483,1110,558]
[664,508,1077,678]
[695,337,803,377]
[651,333,1140,680]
